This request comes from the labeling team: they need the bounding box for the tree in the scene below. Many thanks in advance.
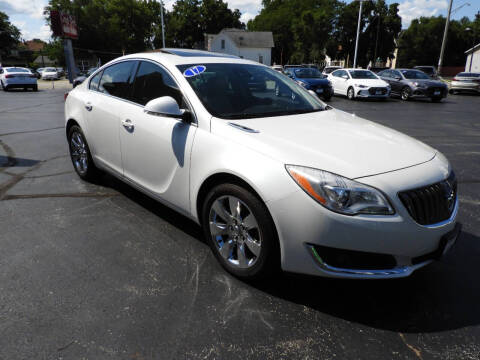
[248,0,340,65]
[397,15,479,68]
[45,0,164,62]
[165,0,244,48]
[0,11,21,62]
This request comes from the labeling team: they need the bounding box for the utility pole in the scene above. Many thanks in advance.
[160,0,166,48]
[354,0,370,68]
[437,0,453,75]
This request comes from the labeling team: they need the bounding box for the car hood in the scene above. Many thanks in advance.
[212,109,436,179]
[297,78,330,86]
[352,78,388,87]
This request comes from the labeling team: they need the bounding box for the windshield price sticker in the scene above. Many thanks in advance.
[184,65,206,77]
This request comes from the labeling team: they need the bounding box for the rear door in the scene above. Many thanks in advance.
[82,61,137,175]
[389,70,403,93]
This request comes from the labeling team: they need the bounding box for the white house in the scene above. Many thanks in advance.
[206,29,274,66]
[465,43,480,73]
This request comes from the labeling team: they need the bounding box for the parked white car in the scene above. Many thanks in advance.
[65,49,459,280]
[0,67,38,91]
[328,68,390,100]
[41,67,60,80]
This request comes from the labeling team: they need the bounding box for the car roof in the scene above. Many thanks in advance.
[113,49,262,67]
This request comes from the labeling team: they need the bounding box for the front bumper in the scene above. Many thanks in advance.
[356,87,390,98]
[268,156,458,279]
[410,86,447,98]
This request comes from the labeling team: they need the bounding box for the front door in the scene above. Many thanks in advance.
[118,60,197,211]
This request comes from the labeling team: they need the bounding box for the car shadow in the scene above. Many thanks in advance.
[91,172,480,334]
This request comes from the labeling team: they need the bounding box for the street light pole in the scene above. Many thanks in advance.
[353,0,365,68]
[437,0,453,75]
[160,0,166,48]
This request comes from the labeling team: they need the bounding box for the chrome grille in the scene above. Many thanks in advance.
[398,172,457,225]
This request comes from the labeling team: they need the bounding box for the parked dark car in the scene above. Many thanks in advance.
[284,67,333,101]
[378,68,447,102]
[413,66,439,79]
[72,67,98,88]
[28,68,42,79]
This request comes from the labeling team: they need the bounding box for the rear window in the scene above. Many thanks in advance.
[457,73,480,78]
[6,68,30,73]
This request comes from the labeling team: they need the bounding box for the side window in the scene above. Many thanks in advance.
[130,61,183,106]
[391,70,400,79]
[98,61,136,99]
[89,70,102,91]
[331,70,340,77]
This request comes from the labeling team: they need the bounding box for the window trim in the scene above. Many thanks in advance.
[88,58,197,125]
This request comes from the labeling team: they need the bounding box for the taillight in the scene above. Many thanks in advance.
[5,74,14,78]
[64,92,69,101]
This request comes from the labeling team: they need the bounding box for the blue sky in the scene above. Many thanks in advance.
[0,0,477,43]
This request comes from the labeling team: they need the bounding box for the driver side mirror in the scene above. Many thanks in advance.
[342,75,348,80]
[144,96,192,123]
[394,76,401,80]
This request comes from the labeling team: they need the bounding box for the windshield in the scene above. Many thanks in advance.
[7,68,30,73]
[294,68,323,79]
[349,70,378,79]
[177,63,324,119]
[401,70,430,79]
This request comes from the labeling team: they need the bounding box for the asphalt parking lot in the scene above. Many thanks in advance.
[0,88,479,360]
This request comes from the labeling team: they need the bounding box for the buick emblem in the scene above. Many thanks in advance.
[442,180,455,213]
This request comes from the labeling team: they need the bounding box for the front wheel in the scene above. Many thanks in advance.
[202,183,279,280]
[68,125,101,182]
[347,87,355,100]
[401,87,411,101]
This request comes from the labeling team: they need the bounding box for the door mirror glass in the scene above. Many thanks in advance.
[144,96,191,121]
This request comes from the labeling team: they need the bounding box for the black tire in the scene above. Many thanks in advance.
[347,87,355,100]
[23,87,27,91]
[401,86,411,101]
[67,125,101,182]
[449,89,455,95]
[1,81,7,92]
[33,85,38,92]
[201,183,280,280]
[431,97,442,103]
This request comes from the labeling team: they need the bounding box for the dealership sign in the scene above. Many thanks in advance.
[51,10,78,39]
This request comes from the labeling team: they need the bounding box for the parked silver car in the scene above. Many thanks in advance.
[449,72,480,94]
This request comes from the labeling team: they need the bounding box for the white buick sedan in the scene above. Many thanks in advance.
[65,49,459,280]
[328,68,390,100]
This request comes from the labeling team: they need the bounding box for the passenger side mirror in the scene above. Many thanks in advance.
[144,96,192,123]
[394,76,401,80]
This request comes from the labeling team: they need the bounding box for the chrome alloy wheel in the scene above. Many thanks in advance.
[209,195,262,269]
[70,131,88,175]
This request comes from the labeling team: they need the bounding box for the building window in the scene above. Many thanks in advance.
[259,55,263,64]
[221,39,225,49]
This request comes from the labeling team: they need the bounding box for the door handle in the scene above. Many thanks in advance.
[122,119,134,131]
[84,102,92,111]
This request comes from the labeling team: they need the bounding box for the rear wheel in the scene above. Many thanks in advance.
[33,85,38,92]
[347,87,355,100]
[202,183,279,280]
[401,86,411,101]
[67,125,101,182]
[1,81,7,92]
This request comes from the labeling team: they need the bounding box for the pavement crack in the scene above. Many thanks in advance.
[0,126,64,137]
[24,170,74,179]
[2,192,119,201]
[399,333,423,360]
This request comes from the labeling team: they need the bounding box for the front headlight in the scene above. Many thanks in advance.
[286,165,395,215]
[355,84,368,88]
